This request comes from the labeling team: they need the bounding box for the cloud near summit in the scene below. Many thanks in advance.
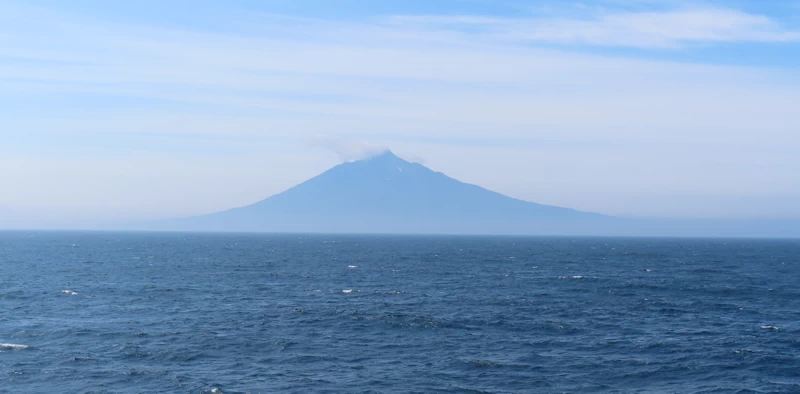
[306,134,389,162]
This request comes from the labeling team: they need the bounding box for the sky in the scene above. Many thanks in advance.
[1,0,800,227]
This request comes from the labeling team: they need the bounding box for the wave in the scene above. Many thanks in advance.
[0,343,29,350]
[61,290,79,295]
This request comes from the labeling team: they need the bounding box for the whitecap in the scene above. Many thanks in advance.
[0,343,29,350]
[61,290,78,296]
[760,325,779,331]
[342,289,353,294]
[348,265,358,269]
[571,276,584,279]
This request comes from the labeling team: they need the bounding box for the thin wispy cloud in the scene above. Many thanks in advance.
[389,8,800,48]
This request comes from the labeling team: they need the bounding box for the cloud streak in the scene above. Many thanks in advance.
[389,8,800,48]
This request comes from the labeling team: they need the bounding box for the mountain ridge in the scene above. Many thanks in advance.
[157,150,616,234]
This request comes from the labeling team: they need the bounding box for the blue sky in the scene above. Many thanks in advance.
[1,0,800,226]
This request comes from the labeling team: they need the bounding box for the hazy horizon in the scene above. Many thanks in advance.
[2,150,798,239]
[2,0,800,228]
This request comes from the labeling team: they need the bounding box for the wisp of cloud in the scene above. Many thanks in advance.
[306,133,390,162]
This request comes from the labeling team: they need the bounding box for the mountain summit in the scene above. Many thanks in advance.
[163,150,618,234]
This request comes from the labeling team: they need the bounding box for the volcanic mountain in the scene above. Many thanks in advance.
[159,150,620,234]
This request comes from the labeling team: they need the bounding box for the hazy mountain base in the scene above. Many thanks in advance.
[149,213,800,238]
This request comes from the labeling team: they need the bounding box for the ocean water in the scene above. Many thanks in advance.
[1,232,798,393]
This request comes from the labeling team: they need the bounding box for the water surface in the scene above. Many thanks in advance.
[1,232,798,393]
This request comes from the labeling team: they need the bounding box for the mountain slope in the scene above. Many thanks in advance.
[162,151,619,234]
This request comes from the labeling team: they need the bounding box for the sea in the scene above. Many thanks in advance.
[1,232,798,393]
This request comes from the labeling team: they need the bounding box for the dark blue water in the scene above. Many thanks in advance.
[1,232,798,393]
